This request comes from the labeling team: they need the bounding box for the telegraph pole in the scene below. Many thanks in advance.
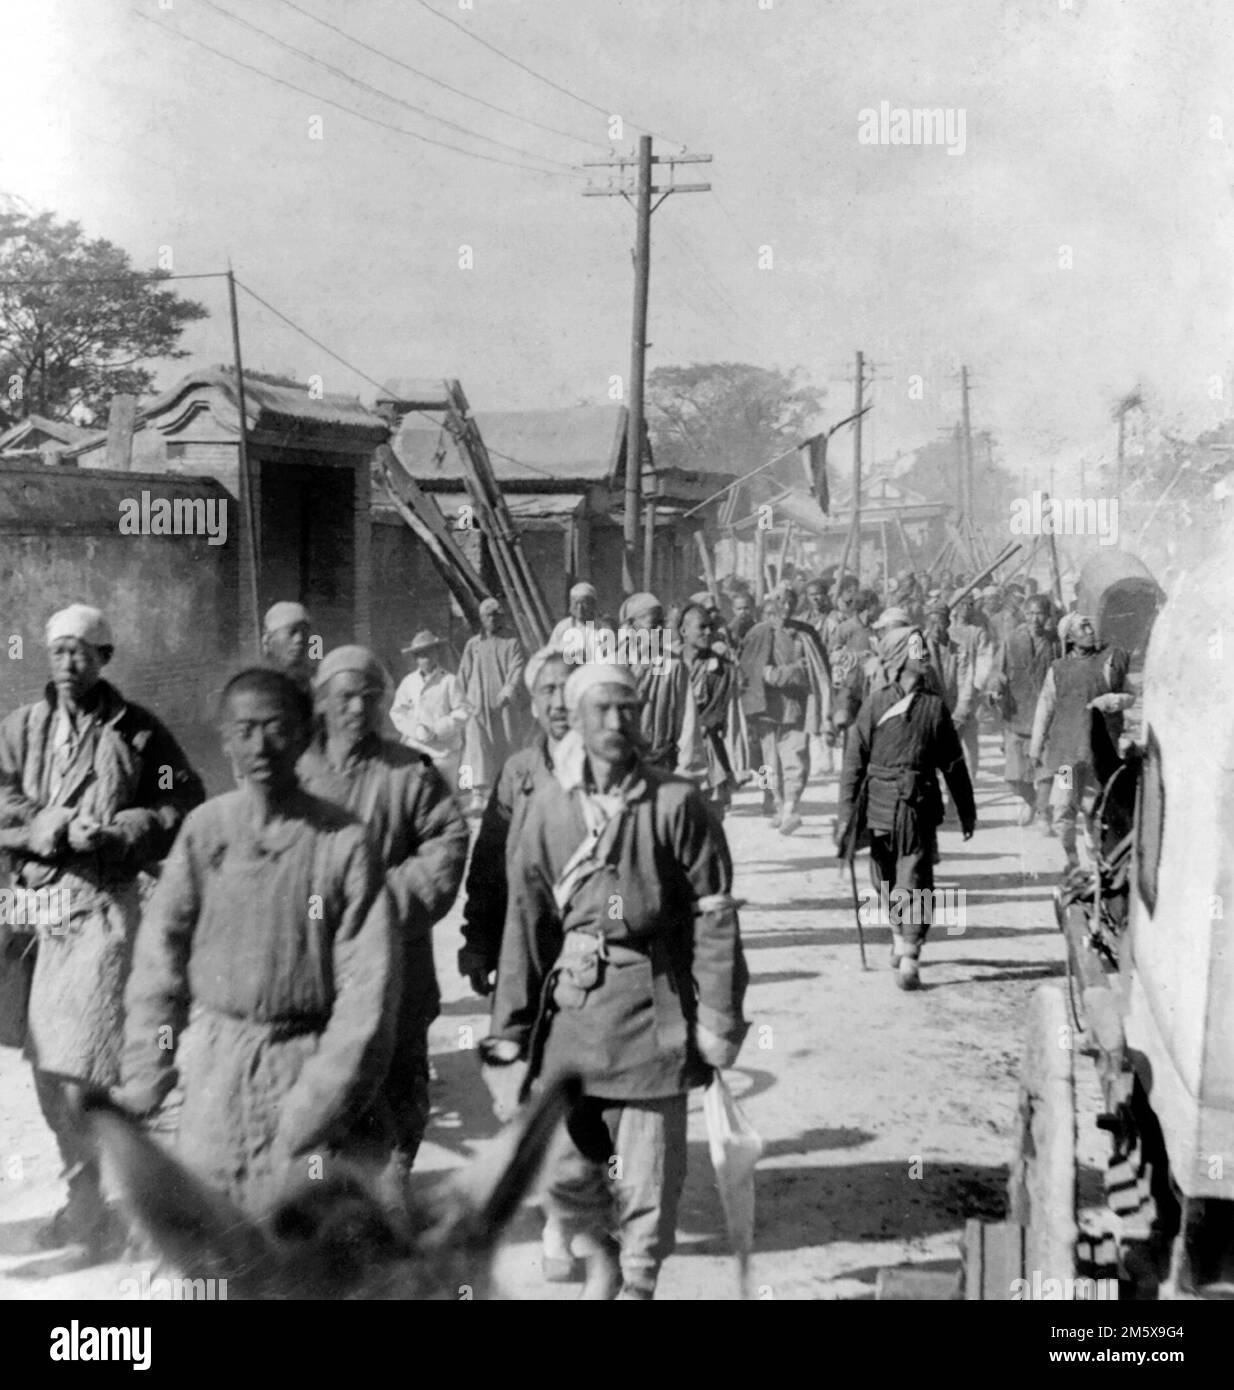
[584,138,712,591]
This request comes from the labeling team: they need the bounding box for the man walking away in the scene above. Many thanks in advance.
[300,646,468,1193]
[0,604,204,1260]
[457,598,527,816]
[837,626,976,991]
[483,663,747,1299]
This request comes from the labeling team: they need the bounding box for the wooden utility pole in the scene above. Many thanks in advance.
[584,139,712,592]
[227,267,262,654]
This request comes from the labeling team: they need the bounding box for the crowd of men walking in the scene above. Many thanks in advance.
[0,560,1131,1297]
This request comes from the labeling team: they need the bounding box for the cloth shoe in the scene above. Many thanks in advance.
[895,957,921,991]
[778,810,802,836]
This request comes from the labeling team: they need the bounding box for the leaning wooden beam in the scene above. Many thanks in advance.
[694,529,718,597]
[444,380,552,648]
[378,443,486,630]
[947,541,1021,613]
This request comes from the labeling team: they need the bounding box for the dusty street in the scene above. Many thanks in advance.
[0,727,1072,1301]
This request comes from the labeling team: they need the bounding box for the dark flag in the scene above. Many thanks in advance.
[802,433,829,513]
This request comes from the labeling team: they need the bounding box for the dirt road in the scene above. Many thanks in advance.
[0,728,1071,1300]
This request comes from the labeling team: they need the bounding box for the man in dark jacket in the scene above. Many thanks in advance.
[739,595,810,833]
[0,603,204,1259]
[483,663,747,1299]
[458,645,569,996]
[993,595,1060,829]
[299,645,468,1187]
[837,626,976,991]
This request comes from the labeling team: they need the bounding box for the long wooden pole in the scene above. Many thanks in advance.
[625,135,653,592]
[694,528,718,596]
[947,541,1022,614]
[227,267,262,655]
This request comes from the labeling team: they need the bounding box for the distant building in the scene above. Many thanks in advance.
[0,414,92,462]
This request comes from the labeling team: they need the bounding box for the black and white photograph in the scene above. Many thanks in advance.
[0,0,1228,1343]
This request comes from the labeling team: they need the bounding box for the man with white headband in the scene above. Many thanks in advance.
[457,597,526,815]
[549,581,598,647]
[262,601,315,692]
[484,660,747,1299]
[299,645,468,1198]
[0,603,204,1259]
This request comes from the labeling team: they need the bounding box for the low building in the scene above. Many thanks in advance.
[67,367,387,655]
[383,395,734,632]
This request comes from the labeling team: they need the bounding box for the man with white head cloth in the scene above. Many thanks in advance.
[457,597,527,814]
[262,601,315,692]
[299,645,468,1192]
[550,581,598,647]
[0,603,204,1258]
[483,662,748,1299]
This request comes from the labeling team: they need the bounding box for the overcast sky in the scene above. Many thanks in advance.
[4,0,1233,486]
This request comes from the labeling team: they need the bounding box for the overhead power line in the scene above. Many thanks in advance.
[411,0,685,147]
[278,0,604,151]
[133,10,578,179]
[0,272,230,285]
[199,0,580,172]
[234,277,560,480]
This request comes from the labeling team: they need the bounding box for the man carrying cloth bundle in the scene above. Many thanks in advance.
[836,624,976,991]
[482,662,747,1299]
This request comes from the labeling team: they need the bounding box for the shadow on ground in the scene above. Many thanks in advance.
[676,1147,1010,1253]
